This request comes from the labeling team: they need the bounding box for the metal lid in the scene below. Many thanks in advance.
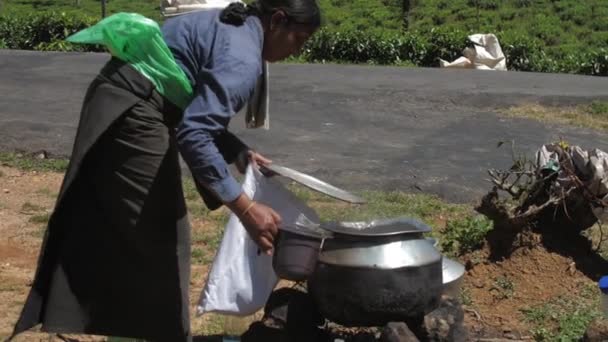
[279,224,333,239]
[320,217,432,237]
[262,164,366,204]
[442,257,465,284]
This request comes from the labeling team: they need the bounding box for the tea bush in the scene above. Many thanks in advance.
[2,11,607,76]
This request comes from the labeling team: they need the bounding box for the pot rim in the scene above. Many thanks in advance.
[317,239,442,269]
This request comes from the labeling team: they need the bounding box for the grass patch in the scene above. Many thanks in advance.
[589,100,608,117]
[32,227,47,238]
[192,313,226,337]
[182,177,199,202]
[29,212,50,224]
[0,153,68,172]
[460,287,473,306]
[192,226,224,251]
[35,187,57,198]
[491,276,515,300]
[289,183,469,225]
[503,101,608,132]
[20,201,45,213]
[191,247,206,264]
[521,283,600,341]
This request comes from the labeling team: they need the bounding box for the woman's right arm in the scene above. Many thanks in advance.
[176,54,281,254]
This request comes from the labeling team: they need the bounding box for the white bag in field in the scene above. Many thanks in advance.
[197,165,319,316]
[440,33,507,71]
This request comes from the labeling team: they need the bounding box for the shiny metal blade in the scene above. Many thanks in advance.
[262,164,366,204]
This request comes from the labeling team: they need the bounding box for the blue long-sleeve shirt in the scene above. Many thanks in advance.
[162,10,264,203]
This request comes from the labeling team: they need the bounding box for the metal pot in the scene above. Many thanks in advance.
[272,222,331,281]
[273,230,323,281]
[308,218,444,326]
[442,257,465,298]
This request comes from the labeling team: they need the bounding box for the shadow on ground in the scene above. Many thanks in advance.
[193,335,222,342]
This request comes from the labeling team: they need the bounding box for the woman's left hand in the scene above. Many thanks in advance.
[236,149,272,174]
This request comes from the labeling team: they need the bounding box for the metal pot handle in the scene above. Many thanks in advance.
[319,237,326,256]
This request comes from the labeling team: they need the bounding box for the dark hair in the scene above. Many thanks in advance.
[220,0,321,28]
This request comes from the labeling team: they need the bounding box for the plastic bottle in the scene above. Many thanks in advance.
[599,276,608,317]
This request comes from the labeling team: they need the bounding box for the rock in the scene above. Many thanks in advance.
[3,189,9,193]
[263,287,323,339]
[583,318,608,342]
[423,296,467,342]
[464,260,474,270]
[36,151,47,159]
[352,332,377,342]
[473,279,485,288]
[241,321,287,342]
[380,322,420,342]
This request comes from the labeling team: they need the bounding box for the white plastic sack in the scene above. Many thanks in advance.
[197,165,319,316]
[534,144,608,222]
[440,33,507,71]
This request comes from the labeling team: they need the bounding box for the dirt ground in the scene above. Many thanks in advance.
[462,243,598,339]
[0,166,221,341]
[0,166,603,341]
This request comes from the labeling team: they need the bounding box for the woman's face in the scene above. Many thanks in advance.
[262,11,316,62]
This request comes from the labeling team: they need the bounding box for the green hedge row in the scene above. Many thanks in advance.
[301,29,608,76]
[1,12,606,76]
[0,12,99,51]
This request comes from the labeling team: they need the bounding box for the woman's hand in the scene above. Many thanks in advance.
[236,149,272,174]
[228,194,282,255]
[239,202,282,255]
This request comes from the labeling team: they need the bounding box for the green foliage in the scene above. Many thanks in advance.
[408,0,608,53]
[0,153,69,172]
[318,0,402,34]
[460,287,473,306]
[589,101,608,117]
[1,0,162,21]
[440,215,493,256]
[303,28,467,66]
[521,290,601,341]
[191,247,206,264]
[297,188,467,224]
[0,11,101,51]
[492,276,515,300]
[2,1,608,76]
[21,202,45,213]
[35,39,79,52]
[298,27,608,75]
[29,212,50,224]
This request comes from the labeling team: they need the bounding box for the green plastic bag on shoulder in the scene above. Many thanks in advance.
[67,13,193,109]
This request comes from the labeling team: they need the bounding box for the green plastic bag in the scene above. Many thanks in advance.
[67,13,193,109]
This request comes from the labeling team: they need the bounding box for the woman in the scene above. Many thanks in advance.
[9,0,321,341]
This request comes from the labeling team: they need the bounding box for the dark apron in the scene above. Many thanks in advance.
[10,58,193,342]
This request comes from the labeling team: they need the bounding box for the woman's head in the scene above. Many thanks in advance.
[220,0,321,62]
